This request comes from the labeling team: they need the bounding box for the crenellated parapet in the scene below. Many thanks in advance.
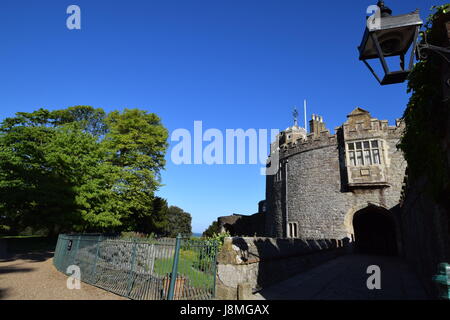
[272,108,405,161]
[279,129,338,160]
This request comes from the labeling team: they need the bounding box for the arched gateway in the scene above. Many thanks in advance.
[353,205,397,255]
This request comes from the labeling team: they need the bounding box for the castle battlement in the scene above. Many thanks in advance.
[280,129,337,159]
[274,108,404,160]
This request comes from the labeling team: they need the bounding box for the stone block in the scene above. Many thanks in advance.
[237,283,253,300]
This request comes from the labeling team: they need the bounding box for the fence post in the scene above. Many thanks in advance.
[92,235,102,282]
[212,241,218,299]
[168,234,182,300]
[70,235,81,273]
[58,235,65,270]
[53,235,60,269]
[127,240,138,297]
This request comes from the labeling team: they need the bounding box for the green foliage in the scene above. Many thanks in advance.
[191,232,229,272]
[399,5,450,200]
[202,231,230,253]
[0,106,170,235]
[120,231,157,240]
[165,206,192,237]
[0,225,11,232]
[202,220,220,238]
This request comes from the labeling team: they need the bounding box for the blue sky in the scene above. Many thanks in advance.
[0,0,442,233]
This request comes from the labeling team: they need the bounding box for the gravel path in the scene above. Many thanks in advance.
[0,246,127,300]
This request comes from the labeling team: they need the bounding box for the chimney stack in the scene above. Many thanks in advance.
[309,114,326,135]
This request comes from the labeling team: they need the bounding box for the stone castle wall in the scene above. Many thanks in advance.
[265,110,407,240]
[216,237,349,299]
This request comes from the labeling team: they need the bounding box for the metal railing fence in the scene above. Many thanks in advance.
[53,234,218,300]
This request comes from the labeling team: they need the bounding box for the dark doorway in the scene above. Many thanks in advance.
[353,206,397,255]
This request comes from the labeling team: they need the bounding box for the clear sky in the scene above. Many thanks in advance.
[0,0,443,233]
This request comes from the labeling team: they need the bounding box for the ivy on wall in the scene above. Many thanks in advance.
[399,5,450,202]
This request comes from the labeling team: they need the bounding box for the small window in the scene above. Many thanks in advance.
[348,143,355,150]
[288,222,298,238]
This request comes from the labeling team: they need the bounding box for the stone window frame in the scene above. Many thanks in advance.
[287,222,298,238]
[346,139,383,167]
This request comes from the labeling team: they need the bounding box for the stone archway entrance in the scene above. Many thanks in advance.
[353,206,397,255]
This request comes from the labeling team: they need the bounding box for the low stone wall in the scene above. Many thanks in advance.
[216,237,349,299]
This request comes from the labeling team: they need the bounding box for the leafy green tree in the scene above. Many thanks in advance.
[121,197,169,235]
[51,106,108,136]
[0,106,169,236]
[0,124,78,234]
[165,206,192,237]
[103,109,169,233]
[202,220,221,238]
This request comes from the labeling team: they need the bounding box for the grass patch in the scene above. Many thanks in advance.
[153,249,214,288]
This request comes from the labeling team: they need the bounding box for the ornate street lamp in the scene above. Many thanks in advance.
[358,1,423,85]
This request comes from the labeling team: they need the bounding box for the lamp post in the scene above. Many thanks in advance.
[358,1,423,85]
[357,3,450,300]
[358,2,450,87]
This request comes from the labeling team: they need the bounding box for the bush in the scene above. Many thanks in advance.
[193,232,231,271]
[120,231,156,240]
[202,221,221,238]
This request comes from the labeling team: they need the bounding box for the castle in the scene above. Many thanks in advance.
[219,107,407,255]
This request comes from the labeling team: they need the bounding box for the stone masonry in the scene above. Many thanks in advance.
[265,108,407,244]
[215,236,347,299]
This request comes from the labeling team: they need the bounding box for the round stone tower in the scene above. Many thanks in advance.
[265,108,406,252]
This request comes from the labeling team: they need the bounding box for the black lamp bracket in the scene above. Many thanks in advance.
[416,32,450,64]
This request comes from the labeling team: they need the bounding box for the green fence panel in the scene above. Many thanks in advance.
[53,234,218,300]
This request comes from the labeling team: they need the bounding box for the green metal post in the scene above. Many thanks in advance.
[212,241,218,299]
[53,235,61,270]
[58,235,65,270]
[92,235,102,282]
[168,234,182,300]
[69,235,81,273]
[127,240,138,297]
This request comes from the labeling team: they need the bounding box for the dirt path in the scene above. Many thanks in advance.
[0,249,127,300]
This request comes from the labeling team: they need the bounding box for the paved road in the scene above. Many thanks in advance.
[0,245,126,300]
[253,254,429,300]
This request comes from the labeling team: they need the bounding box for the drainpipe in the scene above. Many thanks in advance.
[285,159,289,238]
